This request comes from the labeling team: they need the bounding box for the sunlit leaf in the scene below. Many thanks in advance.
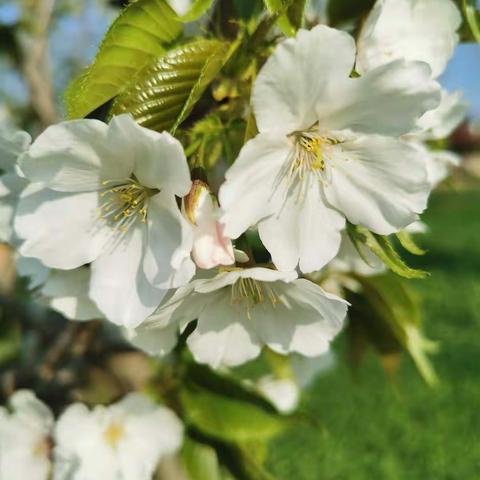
[263,0,306,36]
[462,0,480,42]
[396,230,427,256]
[111,39,233,133]
[347,224,428,279]
[65,0,181,119]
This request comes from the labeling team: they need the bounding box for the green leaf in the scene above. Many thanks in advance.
[349,273,439,386]
[180,364,285,443]
[65,0,181,119]
[462,0,480,42]
[396,230,427,256]
[175,0,215,22]
[111,39,233,133]
[182,437,222,480]
[347,224,428,279]
[263,0,306,36]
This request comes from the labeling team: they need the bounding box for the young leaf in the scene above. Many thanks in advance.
[396,230,427,256]
[111,39,233,133]
[263,0,306,36]
[66,0,181,119]
[462,0,480,42]
[347,224,428,279]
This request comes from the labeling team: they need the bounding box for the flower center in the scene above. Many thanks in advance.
[32,436,52,458]
[99,178,153,232]
[231,277,279,319]
[274,131,339,200]
[103,421,125,448]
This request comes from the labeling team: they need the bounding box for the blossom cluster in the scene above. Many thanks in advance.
[0,390,183,480]
[0,0,469,477]
[0,0,466,366]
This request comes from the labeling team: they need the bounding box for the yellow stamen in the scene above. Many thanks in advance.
[104,422,125,448]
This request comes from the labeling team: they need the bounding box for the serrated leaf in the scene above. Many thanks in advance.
[347,224,428,279]
[396,230,427,256]
[182,437,222,480]
[111,39,232,133]
[66,0,181,119]
[175,0,214,22]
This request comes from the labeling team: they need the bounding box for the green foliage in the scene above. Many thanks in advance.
[65,0,181,119]
[111,39,233,133]
[182,437,223,480]
[268,190,480,480]
[348,273,439,386]
[180,381,284,443]
[263,0,307,36]
[396,230,427,256]
[462,0,480,42]
[347,224,429,279]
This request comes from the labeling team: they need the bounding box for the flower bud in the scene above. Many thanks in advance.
[184,180,235,269]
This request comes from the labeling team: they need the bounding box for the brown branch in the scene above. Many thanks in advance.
[19,0,58,130]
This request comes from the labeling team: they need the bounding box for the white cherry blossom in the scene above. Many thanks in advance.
[219,26,440,273]
[409,90,468,187]
[54,393,183,480]
[356,0,462,78]
[15,114,195,327]
[0,390,54,480]
[130,267,348,369]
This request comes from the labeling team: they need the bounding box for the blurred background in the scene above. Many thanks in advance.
[1,0,480,478]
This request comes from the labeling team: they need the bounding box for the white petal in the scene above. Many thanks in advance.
[219,133,292,239]
[258,179,345,273]
[356,0,461,78]
[0,172,27,243]
[427,149,461,187]
[131,128,192,196]
[90,224,166,328]
[320,60,441,136]
[41,268,103,321]
[125,321,179,357]
[9,390,54,432]
[256,376,299,414]
[253,279,346,357]
[253,25,356,134]
[417,90,468,140]
[20,118,134,192]
[116,394,183,478]
[143,192,195,289]
[193,267,297,294]
[15,256,50,289]
[15,185,109,269]
[0,129,31,171]
[187,292,261,368]
[324,136,431,235]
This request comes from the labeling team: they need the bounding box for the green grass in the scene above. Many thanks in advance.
[268,190,480,480]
